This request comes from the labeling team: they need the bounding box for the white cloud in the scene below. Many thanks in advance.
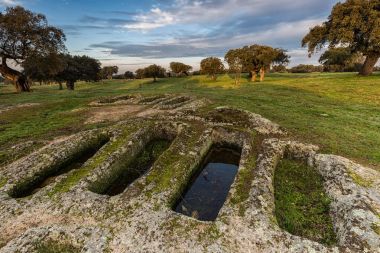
[169,18,324,50]
[124,8,175,31]
[88,0,340,66]
[123,0,338,31]
[0,0,19,7]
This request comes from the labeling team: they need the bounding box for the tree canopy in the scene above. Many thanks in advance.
[23,53,65,84]
[302,0,380,76]
[100,66,119,79]
[0,6,66,91]
[135,68,145,79]
[124,71,135,79]
[289,64,323,73]
[225,45,289,83]
[54,54,101,90]
[170,62,192,76]
[225,48,245,85]
[319,47,364,72]
[200,57,224,80]
[241,44,289,81]
[144,64,166,82]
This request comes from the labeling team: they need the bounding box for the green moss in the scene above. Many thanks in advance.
[0,177,7,188]
[230,155,256,211]
[0,142,44,168]
[162,217,222,244]
[48,126,139,197]
[130,139,171,170]
[348,170,374,188]
[372,222,380,235]
[97,138,172,196]
[0,239,6,249]
[229,133,258,216]
[6,133,109,198]
[34,240,80,253]
[274,159,337,246]
[204,224,223,240]
[146,126,207,197]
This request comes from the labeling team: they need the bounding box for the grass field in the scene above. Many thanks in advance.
[1,72,379,170]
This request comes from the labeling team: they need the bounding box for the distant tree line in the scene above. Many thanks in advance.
[135,65,166,82]
[23,53,101,90]
[99,66,118,80]
[1,0,379,92]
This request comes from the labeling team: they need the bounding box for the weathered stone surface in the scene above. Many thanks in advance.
[0,94,379,253]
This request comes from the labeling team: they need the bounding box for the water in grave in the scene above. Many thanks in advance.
[14,141,108,198]
[174,146,241,221]
[102,139,172,196]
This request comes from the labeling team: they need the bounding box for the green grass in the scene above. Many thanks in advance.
[100,138,172,195]
[1,72,380,170]
[274,159,337,245]
[48,125,139,196]
[34,240,80,253]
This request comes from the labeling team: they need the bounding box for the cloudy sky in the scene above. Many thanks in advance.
[0,0,340,72]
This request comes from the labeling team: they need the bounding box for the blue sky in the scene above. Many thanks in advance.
[0,0,340,72]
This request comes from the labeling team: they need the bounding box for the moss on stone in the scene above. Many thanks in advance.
[373,221,380,235]
[146,125,208,199]
[348,170,374,188]
[229,133,257,216]
[47,125,140,197]
[230,154,256,212]
[0,239,6,249]
[34,240,80,253]
[204,224,223,241]
[0,177,7,188]
[97,138,172,196]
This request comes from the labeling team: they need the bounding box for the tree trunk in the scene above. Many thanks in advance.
[359,55,379,76]
[212,74,217,81]
[260,67,265,82]
[66,81,75,90]
[15,75,31,92]
[251,71,257,82]
[0,57,30,92]
[58,82,63,90]
[153,76,157,82]
[235,72,241,85]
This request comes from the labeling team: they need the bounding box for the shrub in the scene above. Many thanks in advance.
[289,64,323,73]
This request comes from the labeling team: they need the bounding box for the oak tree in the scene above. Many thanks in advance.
[319,47,364,72]
[241,45,289,82]
[200,57,224,80]
[170,62,192,76]
[135,68,145,79]
[302,0,380,76]
[124,71,135,79]
[100,66,119,79]
[54,54,101,90]
[144,64,166,82]
[225,48,245,85]
[23,53,65,85]
[0,6,66,92]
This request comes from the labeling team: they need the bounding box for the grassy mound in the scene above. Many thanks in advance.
[274,159,337,245]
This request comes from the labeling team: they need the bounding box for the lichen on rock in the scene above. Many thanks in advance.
[0,94,379,253]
